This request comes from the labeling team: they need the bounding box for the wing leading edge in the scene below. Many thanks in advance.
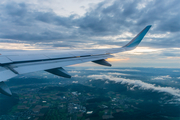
[0,25,151,96]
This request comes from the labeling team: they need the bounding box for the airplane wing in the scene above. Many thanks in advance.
[0,25,151,96]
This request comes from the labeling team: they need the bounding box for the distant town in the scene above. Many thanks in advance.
[0,81,144,120]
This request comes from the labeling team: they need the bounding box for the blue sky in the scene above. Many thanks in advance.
[0,0,180,68]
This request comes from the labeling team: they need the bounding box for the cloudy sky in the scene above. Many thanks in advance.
[0,0,180,68]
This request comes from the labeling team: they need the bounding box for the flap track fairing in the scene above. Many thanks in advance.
[45,67,71,78]
[92,59,112,67]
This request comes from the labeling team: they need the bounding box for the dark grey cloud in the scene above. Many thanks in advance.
[35,12,76,28]
[0,0,180,50]
[2,30,71,41]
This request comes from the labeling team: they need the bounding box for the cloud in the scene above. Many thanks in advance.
[106,58,129,62]
[0,0,180,67]
[72,81,78,83]
[107,72,129,76]
[87,74,180,99]
[86,68,140,72]
[0,0,180,48]
[152,75,172,80]
[72,75,82,78]
[68,70,81,73]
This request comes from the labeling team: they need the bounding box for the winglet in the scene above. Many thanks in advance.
[123,25,151,49]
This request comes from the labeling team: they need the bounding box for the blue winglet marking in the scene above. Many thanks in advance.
[123,25,151,48]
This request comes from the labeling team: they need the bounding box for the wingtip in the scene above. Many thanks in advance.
[123,25,152,49]
[67,75,72,78]
[147,25,152,28]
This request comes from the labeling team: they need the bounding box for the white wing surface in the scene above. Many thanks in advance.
[0,25,151,96]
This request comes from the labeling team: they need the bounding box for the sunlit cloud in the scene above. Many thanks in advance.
[166,57,180,59]
[106,58,129,62]
[125,47,162,55]
[0,42,41,50]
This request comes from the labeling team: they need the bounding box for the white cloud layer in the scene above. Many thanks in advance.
[68,70,81,73]
[88,74,180,99]
[107,72,129,76]
[86,68,140,72]
[152,75,172,80]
